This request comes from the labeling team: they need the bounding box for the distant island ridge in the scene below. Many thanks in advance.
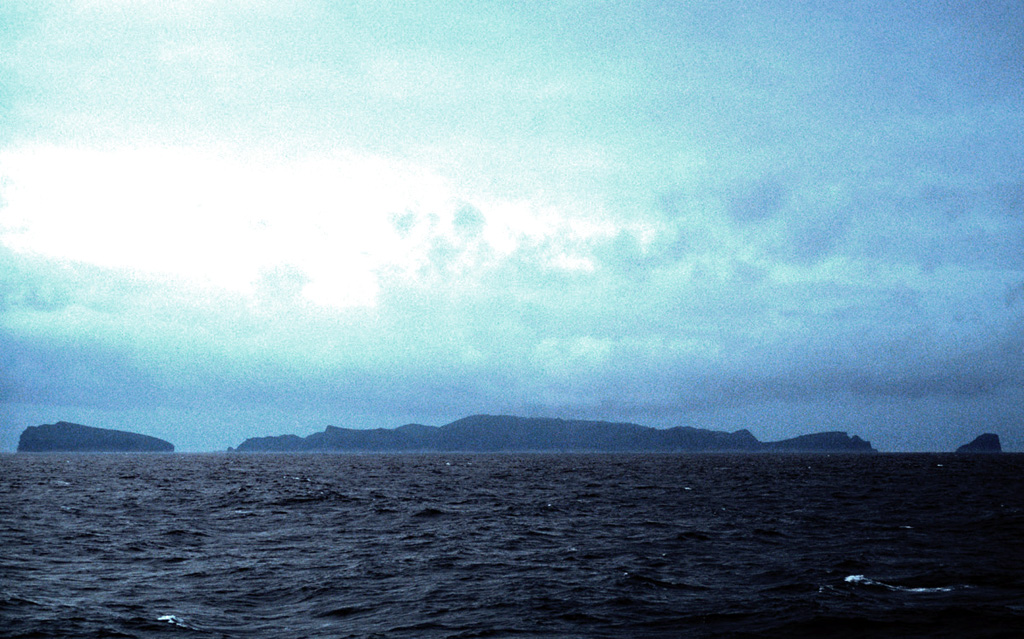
[17,422,174,453]
[13,417,1005,453]
[230,414,878,453]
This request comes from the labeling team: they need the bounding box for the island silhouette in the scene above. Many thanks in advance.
[23,416,1007,454]
[229,414,877,453]
[17,422,174,453]
[955,433,1002,453]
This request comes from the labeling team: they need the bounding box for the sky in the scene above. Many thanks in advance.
[1,0,1022,452]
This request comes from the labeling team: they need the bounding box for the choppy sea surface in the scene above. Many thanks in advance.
[2,453,1023,638]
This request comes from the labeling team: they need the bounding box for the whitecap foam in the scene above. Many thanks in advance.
[157,614,200,629]
[844,575,956,593]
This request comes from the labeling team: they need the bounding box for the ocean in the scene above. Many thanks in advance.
[1,453,1022,638]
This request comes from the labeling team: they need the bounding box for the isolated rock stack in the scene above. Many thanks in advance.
[955,433,1001,453]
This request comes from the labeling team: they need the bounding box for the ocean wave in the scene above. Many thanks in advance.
[844,574,960,593]
[157,614,202,630]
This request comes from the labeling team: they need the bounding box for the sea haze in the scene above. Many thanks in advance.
[2,453,1022,638]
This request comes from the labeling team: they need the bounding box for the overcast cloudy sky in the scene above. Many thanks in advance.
[2,0,1022,452]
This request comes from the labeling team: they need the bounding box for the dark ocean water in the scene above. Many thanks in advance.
[2,453,1023,638]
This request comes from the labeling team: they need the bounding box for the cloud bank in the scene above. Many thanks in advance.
[2,1,1022,450]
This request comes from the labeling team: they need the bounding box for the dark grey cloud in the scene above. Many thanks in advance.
[0,332,167,408]
[1007,282,1024,308]
[3,1,1023,452]
[519,319,1024,422]
[994,181,1024,218]
[839,186,1024,271]
[590,230,687,281]
[727,178,788,224]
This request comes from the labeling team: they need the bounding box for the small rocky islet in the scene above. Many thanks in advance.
[17,422,174,453]
[955,433,1002,453]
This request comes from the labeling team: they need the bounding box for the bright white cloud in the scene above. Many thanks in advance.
[0,144,613,309]
[2,1,1023,452]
